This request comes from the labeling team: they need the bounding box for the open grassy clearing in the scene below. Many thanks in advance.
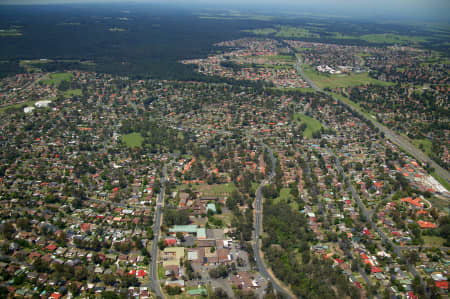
[260,55,296,63]
[431,171,450,193]
[108,27,126,32]
[121,132,144,148]
[176,183,236,197]
[20,59,53,66]
[0,98,55,114]
[412,138,433,157]
[302,65,393,89]
[295,47,312,52]
[63,89,82,97]
[158,265,165,280]
[293,112,323,138]
[329,92,371,116]
[422,236,446,247]
[244,25,319,38]
[359,33,428,45]
[0,29,22,37]
[273,188,299,210]
[239,63,293,70]
[0,100,35,114]
[243,28,277,35]
[41,72,73,85]
[328,32,355,40]
[269,87,316,94]
[198,12,273,21]
[214,212,233,227]
[328,92,449,195]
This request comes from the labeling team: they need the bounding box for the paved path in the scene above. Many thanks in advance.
[150,165,167,299]
[293,53,450,186]
[253,144,295,299]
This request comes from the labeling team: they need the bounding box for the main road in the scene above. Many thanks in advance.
[253,144,294,299]
[150,164,167,299]
[293,53,450,185]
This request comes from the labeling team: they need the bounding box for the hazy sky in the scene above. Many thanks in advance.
[1,0,449,21]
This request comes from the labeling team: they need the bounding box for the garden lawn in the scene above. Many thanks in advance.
[302,65,393,89]
[64,89,82,97]
[41,72,73,85]
[122,132,144,148]
[412,138,432,157]
[423,236,446,247]
[293,112,323,138]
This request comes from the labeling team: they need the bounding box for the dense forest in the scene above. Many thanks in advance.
[0,4,448,80]
[262,200,361,299]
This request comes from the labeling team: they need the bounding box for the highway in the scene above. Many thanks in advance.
[253,144,294,299]
[150,164,167,299]
[292,49,432,294]
[293,53,450,185]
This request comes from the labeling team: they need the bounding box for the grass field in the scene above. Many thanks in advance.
[277,26,318,38]
[158,265,165,280]
[412,138,433,157]
[359,33,428,45]
[198,12,273,21]
[293,112,323,138]
[214,212,233,227]
[64,89,82,97]
[41,73,73,85]
[243,28,277,35]
[274,26,320,38]
[0,100,35,114]
[330,92,373,117]
[122,132,144,148]
[274,188,299,210]
[261,55,296,63]
[269,87,316,94]
[303,65,393,89]
[423,236,446,247]
[431,171,450,193]
[176,183,236,197]
[328,32,355,40]
[0,29,22,37]
[108,27,126,32]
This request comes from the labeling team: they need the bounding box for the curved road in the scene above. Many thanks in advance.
[150,165,167,299]
[293,53,450,185]
[253,144,294,299]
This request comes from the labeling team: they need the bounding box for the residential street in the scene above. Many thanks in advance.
[150,165,167,299]
[293,52,450,186]
[253,144,294,299]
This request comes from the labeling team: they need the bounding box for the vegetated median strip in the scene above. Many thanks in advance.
[294,53,450,187]
[330,91,450,190]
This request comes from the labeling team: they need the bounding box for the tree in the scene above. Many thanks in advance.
[209,264,230,279]
[68,282,80,297]
[211,288,229,298]
[0,222,16,240]
[103,291,120,299]
[166,286,182,295]
[103,274,116,286]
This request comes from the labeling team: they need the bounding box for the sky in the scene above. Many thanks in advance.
[0,0,449,22]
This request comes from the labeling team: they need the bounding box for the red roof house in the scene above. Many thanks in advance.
[165,238,177,246]
[417,220,437,229]
[45,244,57,251]
[137,270,147,277]
[371,267,382,274]
[435,281,448,289]
[49,293,62,299]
